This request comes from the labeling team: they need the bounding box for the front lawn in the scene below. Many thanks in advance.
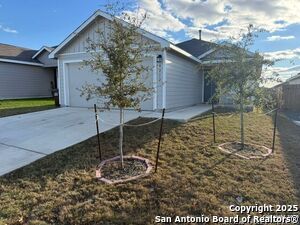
[0,111,298,224]
[0,98,56,118]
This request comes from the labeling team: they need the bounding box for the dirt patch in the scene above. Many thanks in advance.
[96,155,152,184]
[218,142,272,159]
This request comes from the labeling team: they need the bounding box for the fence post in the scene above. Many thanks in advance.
[272,108,278,152]
[155,108,165,173]
[94,104,102,162]
[212,101,216,143]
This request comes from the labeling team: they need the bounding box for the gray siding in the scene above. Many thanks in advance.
[166,50,203,109]
[60,17,157,55]
[0,62,54,99]
[289,78,300,85]
[37,50,57,67]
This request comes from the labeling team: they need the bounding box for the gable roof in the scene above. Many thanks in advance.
[50,10,170,58]
[32,45,57,59]
[49,10,201,63]
[0,43,40,63]
[176,38,216,59]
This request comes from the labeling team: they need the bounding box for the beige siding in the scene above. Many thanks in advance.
[165,50,203,109]
[0,62,54,99]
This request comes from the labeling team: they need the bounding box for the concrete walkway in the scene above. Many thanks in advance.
[0,105,210,176]
[145,104,211,122]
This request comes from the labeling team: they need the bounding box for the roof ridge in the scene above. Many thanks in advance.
[0,43,35,51]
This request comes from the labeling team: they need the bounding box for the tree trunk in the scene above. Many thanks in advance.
[240,88,245,149]
[119,107,124,168]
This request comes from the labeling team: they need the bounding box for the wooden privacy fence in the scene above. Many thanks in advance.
[282,85,300,111]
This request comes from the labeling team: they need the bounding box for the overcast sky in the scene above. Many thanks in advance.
[1,0,299,84]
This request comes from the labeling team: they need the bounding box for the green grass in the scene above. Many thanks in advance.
[0,112,299,225]
[0,98,56,118]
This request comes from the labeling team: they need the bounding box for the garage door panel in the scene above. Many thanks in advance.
[67,58,153,110]
[68,63,105,108]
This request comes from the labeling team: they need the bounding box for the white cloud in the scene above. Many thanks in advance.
[266,35,295,41]
[0,25,18,34]
[2,27,18,33]
[263,65,300,87]
[126,0,300,42]
[264,48,300,61]
[125,0,185,39]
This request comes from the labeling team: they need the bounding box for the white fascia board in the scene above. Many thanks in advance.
[198,48,216,59]
[0,58,44,66]
[32,46,52,59]
[96,10,170,48]
[50,10,169,59]
[169,44,201,63]
[49,11,99,59]
[201,59,235,65]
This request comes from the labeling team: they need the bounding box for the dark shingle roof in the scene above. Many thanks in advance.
[176,38,216,58]
[0,43,40,63]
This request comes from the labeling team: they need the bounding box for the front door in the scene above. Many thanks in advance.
[204,74,217,103]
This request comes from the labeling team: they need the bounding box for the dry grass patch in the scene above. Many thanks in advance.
[0,111,298,225]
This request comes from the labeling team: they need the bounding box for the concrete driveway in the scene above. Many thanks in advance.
[0,107,144,176]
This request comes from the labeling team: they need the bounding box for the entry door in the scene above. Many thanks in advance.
[204,75,217,103]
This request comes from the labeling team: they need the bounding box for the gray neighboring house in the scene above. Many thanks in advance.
[49,10,226,111]
[0,44,57,99]
[273,73,300,111]
[284,73,300,85]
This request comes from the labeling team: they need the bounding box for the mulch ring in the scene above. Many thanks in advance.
[96,155,152,184]
[218,142,272,160]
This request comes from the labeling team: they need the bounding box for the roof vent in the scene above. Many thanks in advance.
[199,30,202,40]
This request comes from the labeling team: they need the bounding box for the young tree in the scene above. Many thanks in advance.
[205,25,275,149]
[80,5,155,167]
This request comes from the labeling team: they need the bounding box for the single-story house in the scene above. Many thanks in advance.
[50,10,227,111]
[0,44,57,99]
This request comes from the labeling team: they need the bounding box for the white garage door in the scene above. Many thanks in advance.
[68,63,104,108]
[66,57,154,110]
